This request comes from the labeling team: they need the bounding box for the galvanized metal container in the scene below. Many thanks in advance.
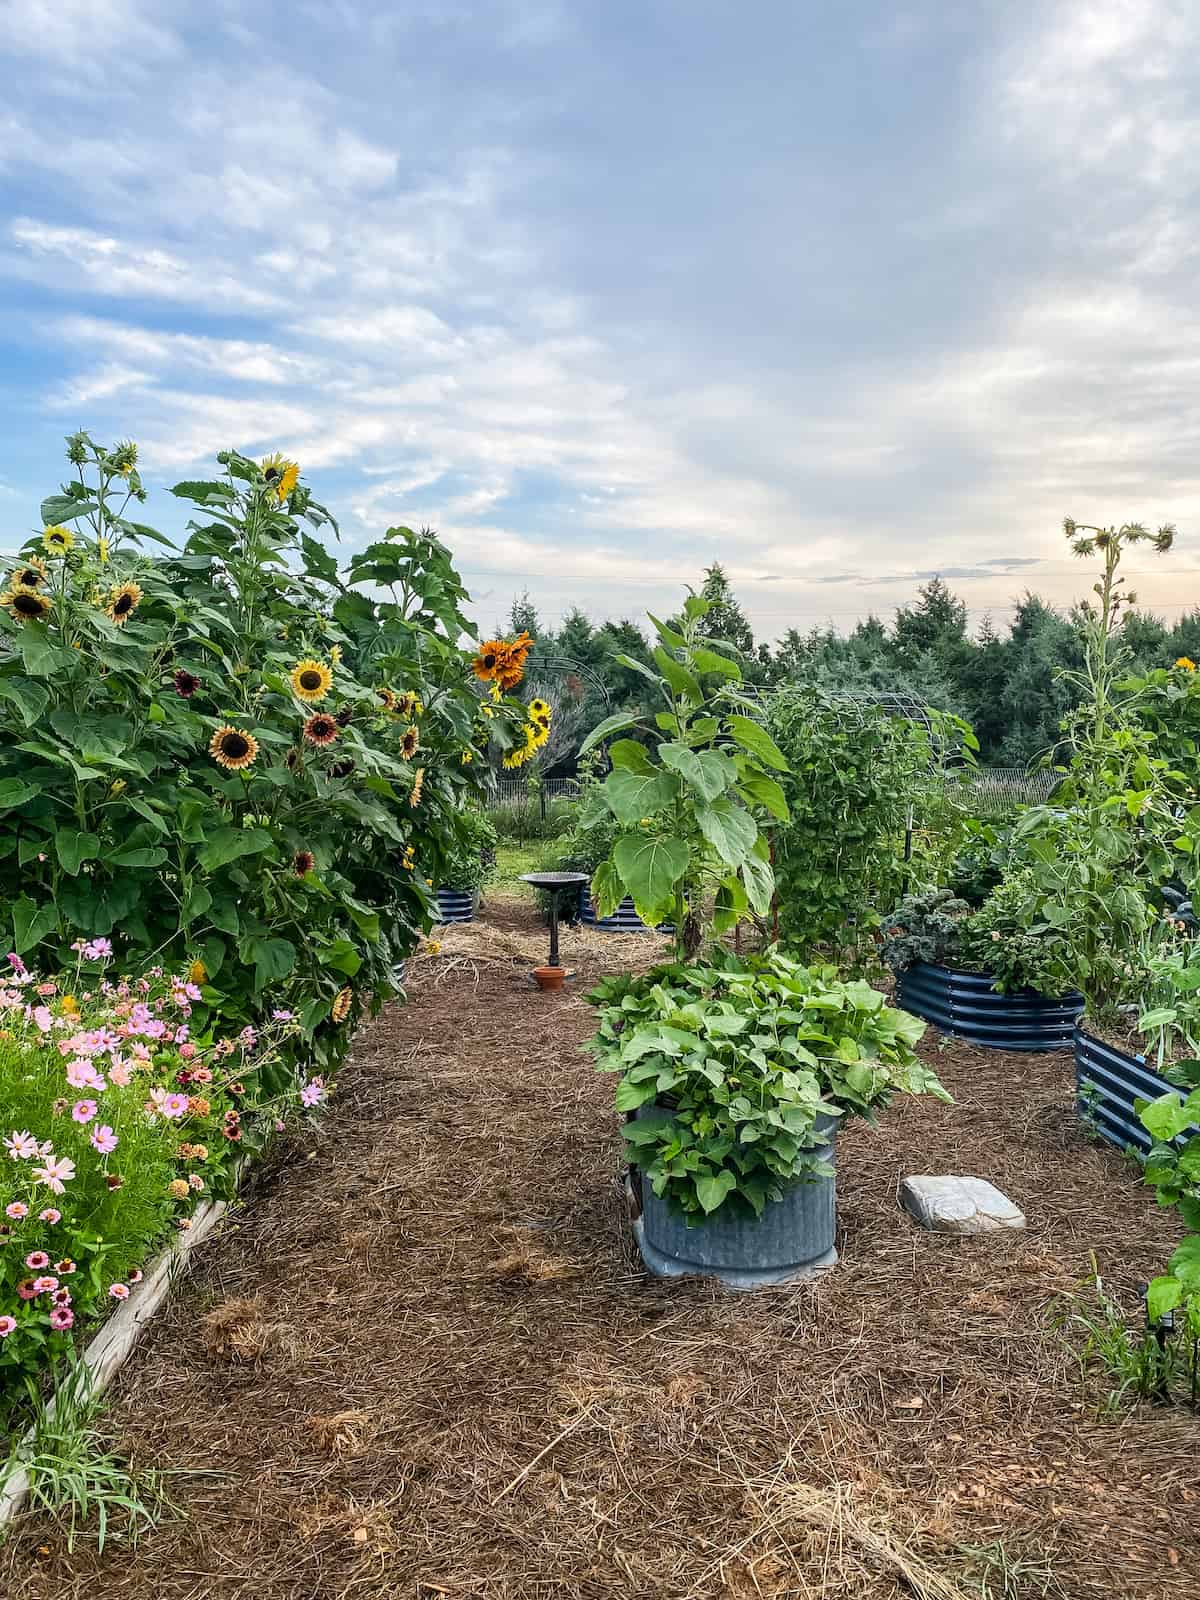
[578,888,673,934]
[1073,1026,1186,1155]
[898,959,1082,1052]
[633,1112,839,1290]
[435,886,476,924]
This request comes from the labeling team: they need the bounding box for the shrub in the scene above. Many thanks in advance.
[0,435,531,1078]
[587,948,947,1222]
[880,889,972,973]
[437,808,497,893]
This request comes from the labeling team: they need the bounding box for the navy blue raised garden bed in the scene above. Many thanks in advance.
[1073,1026,1195,1156]
[578,888,673,934]
[897,959,1083,1052]
[435,887,476,924]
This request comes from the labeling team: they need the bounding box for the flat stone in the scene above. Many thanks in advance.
[899,1175,1025,1234]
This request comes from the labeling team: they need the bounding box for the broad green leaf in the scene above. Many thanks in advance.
[12,895,57,954]
[683,595,711,621]
[318,938,362,976]
[0,778,39,811]
[608,738,655,775]
[647,612,686,650]
[725,715,788,772]
[1140,1091,1194,1143]
[0,678,49,728]
[740,846,775,917]
[713,875,750,932]
[40,493,97,524]
[56,829,99,875]
[690,645,741,681]
[612,832,688,923]
[652,646,703,704]
[603,768,678,826]
[197,826,274,871]
[615,1076,659,1111]
[18,630,73,678]
[694,1168,737,1214]
[736,771,790,822]
[1146,1274,1185,1323]
[109,846,168,868]
[242,935,297,990]
[579,711,639,756]
[1169,1233,1200,1288]
[659,742,729,802]
[591,859,623,919]
[181,883,213,925]
[695,795,758,867]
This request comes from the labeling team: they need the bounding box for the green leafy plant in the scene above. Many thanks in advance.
[766,688,974,964]
[579,596,789,957]
[1137,1069,1200,1367]
[1054,1256,1195,1415]
[0,434,531,1080]
[587,948,947,1222]
[957,868,1075,996]
[437,806,497,893]
[880,888,972,973]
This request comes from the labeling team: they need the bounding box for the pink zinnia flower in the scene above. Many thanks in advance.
[179,1041,197,1060]
[38,1207,61,1224]
[16,1278,37,1300]
[24,1251,49,1270]
[55,1258,76,1275]
[32,1155,75,1195]
[0,1315,16,1337]
[108,1282,130,1301]
[5,1201,28,1220]
[49,1307,74,1330]
[129,1268,143,1284]
[4,1130,38,1160]
[52,1287,71,1305]
[71,1099,97,1125]
[31,1275,58,1294]
[90,1124,118,1155]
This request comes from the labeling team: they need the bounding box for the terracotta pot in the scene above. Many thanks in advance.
[532,965,566,992]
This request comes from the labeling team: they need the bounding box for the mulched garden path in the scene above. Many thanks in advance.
[4,898,1199,1599]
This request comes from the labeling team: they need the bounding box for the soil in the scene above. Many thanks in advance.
[3,895,1198,1600]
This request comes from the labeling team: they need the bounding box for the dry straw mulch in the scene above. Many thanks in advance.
[4,896,1198,1598]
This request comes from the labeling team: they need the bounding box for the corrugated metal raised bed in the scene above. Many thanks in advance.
[435,886,476,924]
[897,959,1083,1052]
[578,888,674,934]
[1073,1026,1193,1156]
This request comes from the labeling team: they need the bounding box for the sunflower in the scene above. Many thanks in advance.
[329,758,355,779]
[42,526,74,556]
[260,452,300,502]
[528,698,550,720]
[105,581,143,626]
[502,724,539,769]
[293,849,315,877]
[329,644,343,666]
[11,558,47,590]
[174,669,201,698]
[376,686,399,712]
[331,986,353,1023]
[1176,657,1197,672]
[289,659,333,702]
[209,726,260,771]
[1,586,52,624]
[471,639,506,683]
[396,691,423,718]
[498,630,533,692]
[409,767,425,807]
[302,712,339,748]
[400,724,420,760]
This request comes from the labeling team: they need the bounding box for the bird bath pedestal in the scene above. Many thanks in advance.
[520,871,589,991]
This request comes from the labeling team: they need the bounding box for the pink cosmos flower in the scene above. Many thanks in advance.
[38,1207,61,1224]
[66,1059,104,1091]
[5,1130,38,1160]
[71,1099,97,1125]
[32,1155,76,1195]
[0,1315,16,1337]
[108,1283,130,1301]
[108,1061,132,1087]
[161,1092,189,1119]
[5,1201,28,1220]
[300,1079,325,1108]
[24,1252,49,1270]
[84,938,113,960]
[49,1307,74,1330]
[31,1276,58,1294]
[32,1006,53,1033]
[90,1124,118,1154]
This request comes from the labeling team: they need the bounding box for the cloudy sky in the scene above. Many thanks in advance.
[1,0,1198,641]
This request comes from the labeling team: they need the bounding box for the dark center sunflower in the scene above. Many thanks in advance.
[16,568,42,588]
[299,669,322,691]
[311,717,335,737]
[481,651,498,669]
[13,592,45,617]
[112,592,134,617]
[47,533,66,547]
[264,466,279,482]
[219,731,251,760]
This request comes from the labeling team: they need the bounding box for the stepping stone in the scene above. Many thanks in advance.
[899,1175,1025,1234]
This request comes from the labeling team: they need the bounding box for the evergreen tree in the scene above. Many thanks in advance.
[698,562,755,658]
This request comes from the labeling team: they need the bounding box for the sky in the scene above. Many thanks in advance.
[1,0,1199,643]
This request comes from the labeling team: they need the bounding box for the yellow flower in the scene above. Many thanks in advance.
[376,687,399,713]
[61,996,79,1017]
[289,660,333,702]
[461,750,474,764]
[425,938,441,956]
[400,725,420,761]
[261,452,300,502]
[396,691,422,718]
[10,558,47,590]
[1,586,52,624]
[97,537,110,565]
[1176,656,1196,672]
[331,986,353,1023]
[329,644,343,665]
[105,581,143,626]
[42,526,74,556]
[528,698,551,719]
[188,960,208,985]
[209,725,260,771]
[168,1179,190,1200]
[409,766,425,807]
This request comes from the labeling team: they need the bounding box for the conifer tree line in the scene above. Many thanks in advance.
[505,563,1200,771]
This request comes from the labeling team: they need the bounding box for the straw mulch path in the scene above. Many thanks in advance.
[4,897,1198,1599]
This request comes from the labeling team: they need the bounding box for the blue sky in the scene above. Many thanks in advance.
[1,0,1198,640]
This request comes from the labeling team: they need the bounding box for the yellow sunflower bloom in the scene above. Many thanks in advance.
[289,659,333,702]
[10,557,47,590]
[331,986,353,1023]
[42,526,74,556]
[1,586,52,624]
[209,726,260,771]
[1176,656,1196,672]
[105,581,143,626]
[260,452,300,502]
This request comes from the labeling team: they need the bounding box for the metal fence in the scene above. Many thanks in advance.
[486,776,580,810]
[953,767,1058,816]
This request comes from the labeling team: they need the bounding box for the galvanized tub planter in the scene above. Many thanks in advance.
[897,960,1083,1052]
[435,886,477,924]
[1073,1026,1192,1155]
[578,887,674,934]
[632,1110,839,1290]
